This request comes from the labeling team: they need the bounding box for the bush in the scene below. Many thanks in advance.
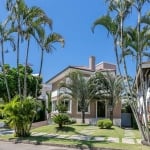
[103,119,113,129]
[97,119,112,129]
[97,119,104,128]
[52,113,70,128]
[3,96,40,137]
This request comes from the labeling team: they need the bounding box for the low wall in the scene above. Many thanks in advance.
[31,120,48,129]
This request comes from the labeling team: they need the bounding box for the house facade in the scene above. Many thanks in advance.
[45,56,121,126]
[135,62,150,123]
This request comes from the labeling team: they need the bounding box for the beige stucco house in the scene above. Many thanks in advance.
[45,56,121,126]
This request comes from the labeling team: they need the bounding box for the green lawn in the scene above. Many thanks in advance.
[0,124,149,150]
[0,119,5,122]
[32,124,90,135]
[32,124,141,139]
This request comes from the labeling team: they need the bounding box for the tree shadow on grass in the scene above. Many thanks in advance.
[55,126,75,133]
[13,136,109,150]
[7,124,109,150]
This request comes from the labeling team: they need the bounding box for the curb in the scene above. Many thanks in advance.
[0,138,123,150]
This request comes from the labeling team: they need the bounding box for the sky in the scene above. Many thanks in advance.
[0,0,149,82]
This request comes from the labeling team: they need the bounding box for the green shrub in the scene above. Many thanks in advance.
[97,119,112,129]
[52,113,69,128]
[97,119,104,128]
[3,96,40,137]
[103,119,113,129]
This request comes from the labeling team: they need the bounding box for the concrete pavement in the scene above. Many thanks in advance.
[0,141,81,150]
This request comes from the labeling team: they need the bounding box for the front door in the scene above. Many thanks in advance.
[97,101,105,117]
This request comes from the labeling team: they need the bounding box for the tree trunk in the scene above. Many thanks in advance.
[1,41,11,101]
[35,49,44,100]
[23,39,30,98]
[82,110,85,124]
[17,30,21,99]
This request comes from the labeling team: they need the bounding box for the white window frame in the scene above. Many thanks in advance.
[52,99,58,113]
[62,99,72,114]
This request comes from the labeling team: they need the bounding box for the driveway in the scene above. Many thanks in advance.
[0,141,82,150]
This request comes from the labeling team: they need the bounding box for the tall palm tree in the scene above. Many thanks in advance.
[92,15,121,75]
[92,0,150,142]
[35,31,64,100]
[6,0,27,98]
[130,0,150,142]
[22,6,53,98]
[0,23,16,101]
[122,26,150,70]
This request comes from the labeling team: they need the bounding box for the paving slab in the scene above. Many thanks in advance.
[107,137,119,143]
[68,135,91,141]
[92,137,105,141]
[31,132,48,136]
[136,139,142,144]
[56,134,69,139]
[122,138,135,144]
[44,133,58,138]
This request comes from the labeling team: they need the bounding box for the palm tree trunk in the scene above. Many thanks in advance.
[17,30,21,99]
[35,48,44,99]
[1,41,11,101]
[81,110,85,124]
[23,39,30,98]
[119,10,147,141]
[137,6,150,143]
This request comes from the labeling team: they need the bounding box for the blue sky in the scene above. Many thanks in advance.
[0,0,149,82]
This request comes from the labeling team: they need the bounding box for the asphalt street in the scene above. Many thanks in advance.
[0,141,82,150]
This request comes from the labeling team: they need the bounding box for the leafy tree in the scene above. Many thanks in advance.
[89,72,123,120]
[0,23,16,101]
[0,64,42,102]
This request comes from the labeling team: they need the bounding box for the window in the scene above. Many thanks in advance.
[62,99,71,113]
[52,100,57,112]
[77,101,89,113]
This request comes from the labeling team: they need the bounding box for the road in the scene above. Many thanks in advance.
[0,141,83,150]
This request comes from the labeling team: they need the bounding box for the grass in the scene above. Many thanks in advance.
[32,124,89,135]
[0,124,149,150]
[32,124,141,139]
[0,134,149,150]
[0,119,5,122]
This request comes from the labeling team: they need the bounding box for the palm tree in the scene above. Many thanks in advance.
[92,0,150,142]
[92,15,121,75]
[105,73,123,121]
[59,71,93,124]
[128,0,150,142]
[35,31,64,100]
[0,23,16,101]
[6,0,27,98]
[122,26,150,70]
[22,6,53,98]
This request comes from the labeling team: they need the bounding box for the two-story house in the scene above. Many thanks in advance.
[45,56,121,126]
